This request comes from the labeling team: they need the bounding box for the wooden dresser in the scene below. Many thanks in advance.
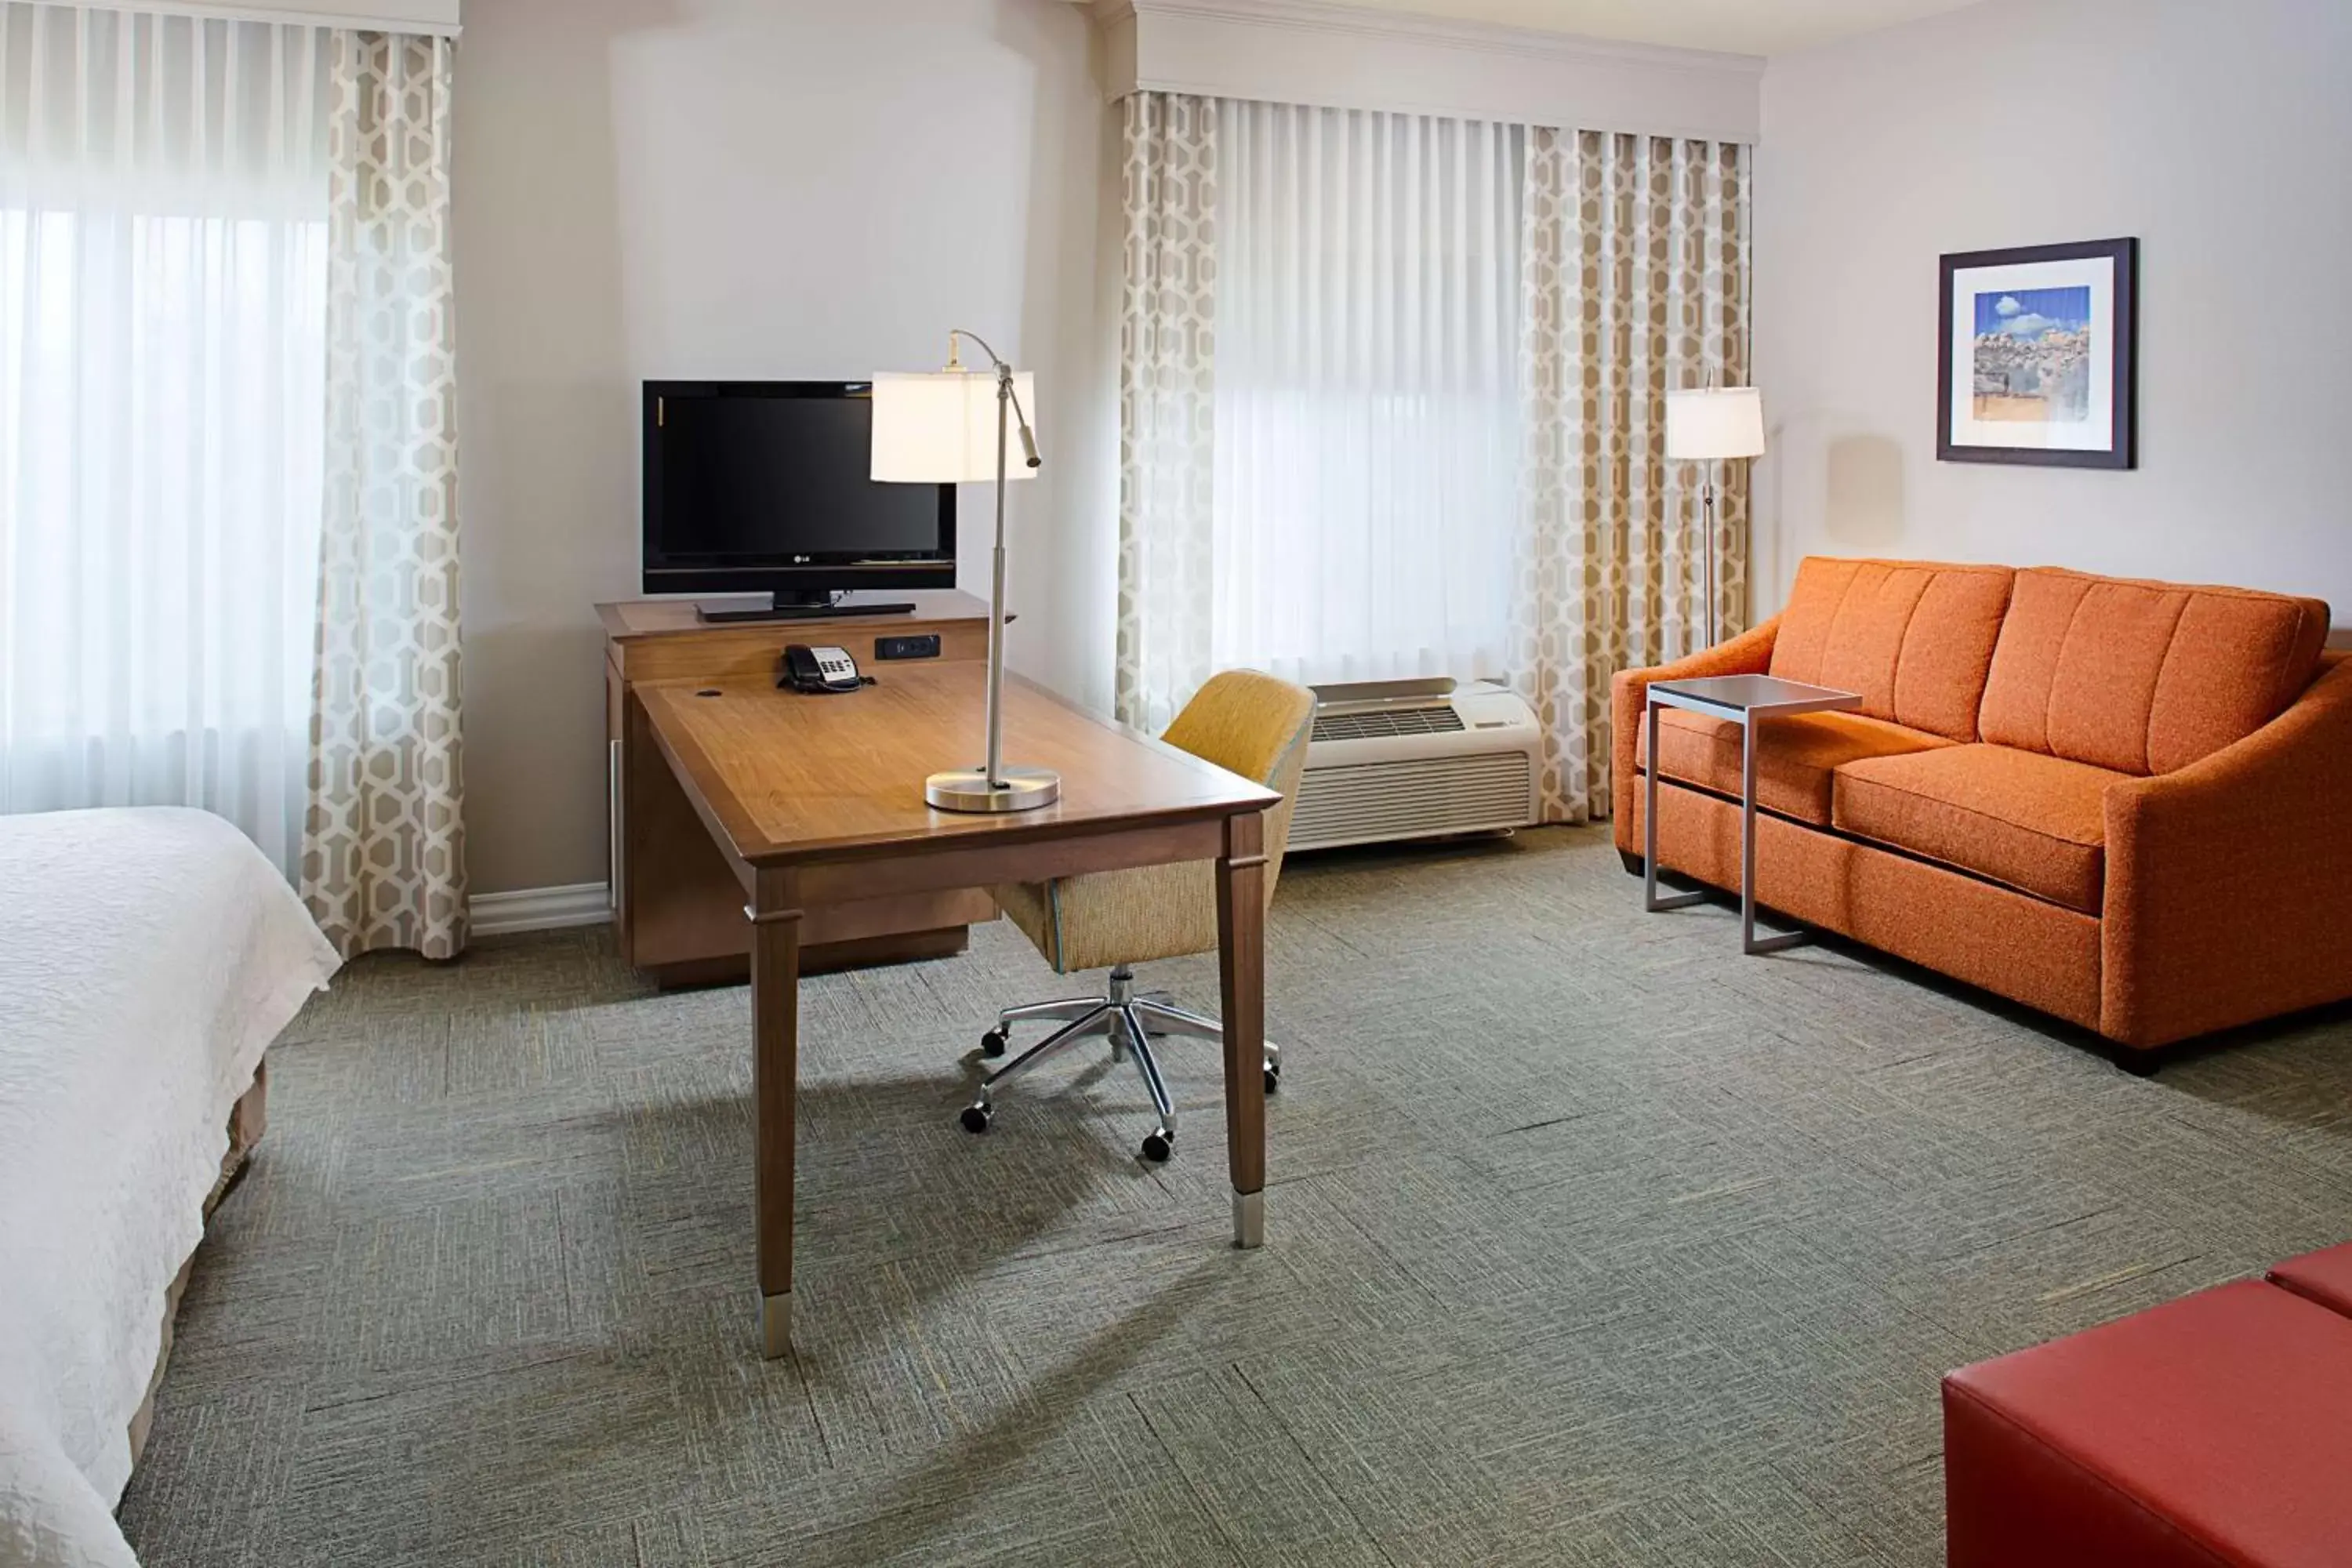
[600,591,1000,985]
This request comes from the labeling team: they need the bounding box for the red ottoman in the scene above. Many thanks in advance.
[1944,1280,2352,1567]
[2270,1242,2352,1320]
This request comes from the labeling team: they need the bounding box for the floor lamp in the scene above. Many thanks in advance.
[1664,387,1766,651]
[870,332,1058,813]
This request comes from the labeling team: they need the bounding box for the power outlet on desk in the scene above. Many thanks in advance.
[875,633,942,662]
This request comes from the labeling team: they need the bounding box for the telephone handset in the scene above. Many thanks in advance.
[780,644,864,695]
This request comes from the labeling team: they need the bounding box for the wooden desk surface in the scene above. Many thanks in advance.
[636,662,1279,867]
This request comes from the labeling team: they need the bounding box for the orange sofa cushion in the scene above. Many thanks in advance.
[1834,744,2123,915]
[1768,557,2016,742]
[1979,567,2331,776]
[1638,709,1951,826]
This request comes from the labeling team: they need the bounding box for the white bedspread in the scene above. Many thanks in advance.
[0,809,339,1568]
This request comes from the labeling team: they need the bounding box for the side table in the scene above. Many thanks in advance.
[1643,674,1864,955]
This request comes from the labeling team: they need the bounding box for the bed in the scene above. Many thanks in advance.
[0,809,339,1568]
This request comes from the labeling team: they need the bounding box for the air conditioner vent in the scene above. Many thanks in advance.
[1290,752,1533,852]
[1289,680,1541,853]
[1312,706,1467,743]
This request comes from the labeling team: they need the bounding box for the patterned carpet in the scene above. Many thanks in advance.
[118,826,2352,1566]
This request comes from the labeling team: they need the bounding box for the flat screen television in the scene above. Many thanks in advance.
[641,381,956,619]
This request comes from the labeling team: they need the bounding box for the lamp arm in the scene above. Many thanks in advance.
[946,328,1042,470]
[945,327,1006,370]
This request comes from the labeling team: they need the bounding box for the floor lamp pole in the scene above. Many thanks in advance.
[1702,470,1720,652]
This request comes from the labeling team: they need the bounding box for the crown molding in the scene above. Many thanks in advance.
[1092,0,1760,142]
[69,0,461,35]
[1094,0,1759,78]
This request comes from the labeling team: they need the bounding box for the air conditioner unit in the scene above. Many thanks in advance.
[1287,677,1543,853]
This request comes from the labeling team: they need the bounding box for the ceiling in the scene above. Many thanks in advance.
[1308,0,1985,56]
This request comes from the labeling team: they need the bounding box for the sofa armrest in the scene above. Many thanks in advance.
[2102,652,2352,1048]
[1610,617,1782,848]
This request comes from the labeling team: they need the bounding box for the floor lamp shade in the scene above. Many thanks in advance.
[870,371,1040,484]
[1664,387,1764,654]
[1664,387,1766,461]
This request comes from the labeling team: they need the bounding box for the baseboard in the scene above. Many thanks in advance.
[470,882,613,937]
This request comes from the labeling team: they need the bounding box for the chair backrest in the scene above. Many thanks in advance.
[1162,670,1318,905]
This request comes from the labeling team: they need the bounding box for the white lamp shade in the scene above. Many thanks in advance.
[1665,387,1766,461]
[869,369,1039,484]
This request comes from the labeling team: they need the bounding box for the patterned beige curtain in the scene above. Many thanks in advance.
[1113,91,1219,735]
[302,31,466,960]
[1512,129,1751,822]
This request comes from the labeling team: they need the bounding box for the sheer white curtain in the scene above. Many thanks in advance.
[0,5,330,873]
[1211,100,1524,690]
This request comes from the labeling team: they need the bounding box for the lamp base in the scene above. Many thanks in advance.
[925,766,1061,814]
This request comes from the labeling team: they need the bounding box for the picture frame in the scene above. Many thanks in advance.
[1937,237,2137,470]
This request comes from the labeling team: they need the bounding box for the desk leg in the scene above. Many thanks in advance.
[1217,811,1269,1249]
[750,868,802,1357]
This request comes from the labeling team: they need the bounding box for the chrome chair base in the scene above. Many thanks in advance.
[961,964,1280,1162]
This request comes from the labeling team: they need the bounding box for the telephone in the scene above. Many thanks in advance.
[780,644,865,695]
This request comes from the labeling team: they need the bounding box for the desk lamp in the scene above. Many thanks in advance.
[870,332,1054,812]
[1664,386,1766,650]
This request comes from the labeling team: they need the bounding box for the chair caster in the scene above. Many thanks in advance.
[960,1102,993,1134]
[1265,1060,1281,1095]
[1140,1127,1174,1163]
[980,1027,1009,1059]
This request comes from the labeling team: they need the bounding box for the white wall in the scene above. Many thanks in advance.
[454,0,1116,896]
[1753,0,2352,620]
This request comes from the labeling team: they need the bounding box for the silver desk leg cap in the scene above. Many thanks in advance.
[1232,1190,1265,1250]
[761,1292,792,1359]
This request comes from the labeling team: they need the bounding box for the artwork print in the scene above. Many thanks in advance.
[1938,238,2136,470]
[1971,285,2092,424]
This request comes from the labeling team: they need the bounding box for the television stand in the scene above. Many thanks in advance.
[600,589,997,987]
[695,593,917,625]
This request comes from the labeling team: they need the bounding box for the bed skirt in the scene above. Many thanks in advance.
[124,1062,270,1470]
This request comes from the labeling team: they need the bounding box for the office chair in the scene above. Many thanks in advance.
[959,670,1317,1162]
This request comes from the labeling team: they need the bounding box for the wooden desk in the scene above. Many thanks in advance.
[633,661,1281,1356]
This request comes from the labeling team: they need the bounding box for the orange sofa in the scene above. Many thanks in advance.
[1613,557,2350,1058]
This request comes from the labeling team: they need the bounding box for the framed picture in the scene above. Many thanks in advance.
[1938,238,2137,469]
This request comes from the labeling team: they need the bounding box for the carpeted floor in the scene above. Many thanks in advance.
[118,826,2352,1566]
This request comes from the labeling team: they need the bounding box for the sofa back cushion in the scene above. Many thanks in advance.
[1978,568,2332,775]
[1768,557,2016,742]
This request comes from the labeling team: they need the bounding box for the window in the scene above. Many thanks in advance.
[0,9,331,871]
[1210,100,1526,688]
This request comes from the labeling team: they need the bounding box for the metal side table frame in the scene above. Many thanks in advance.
[1642,675,1864,956]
